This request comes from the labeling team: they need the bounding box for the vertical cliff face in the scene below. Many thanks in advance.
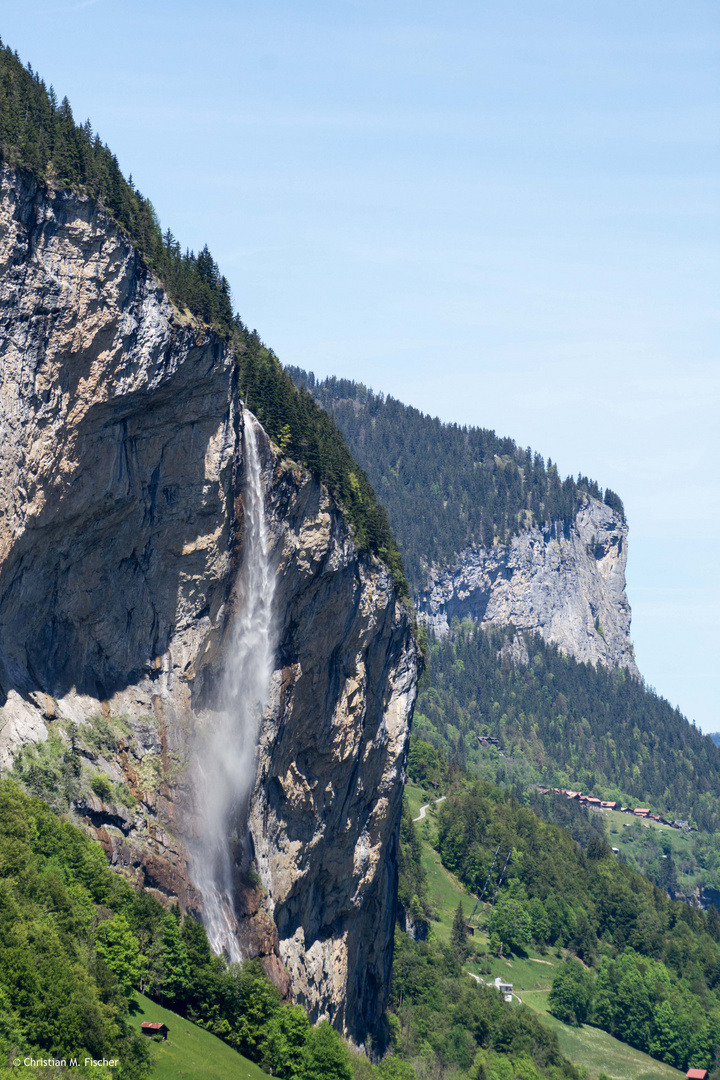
[0,164,420,1045]
[254,459,418,1039]
[417,497,638,675]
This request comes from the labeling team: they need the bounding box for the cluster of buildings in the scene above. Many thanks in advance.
[534,787,692,830]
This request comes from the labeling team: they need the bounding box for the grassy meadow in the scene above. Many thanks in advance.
[133,992,267,1080]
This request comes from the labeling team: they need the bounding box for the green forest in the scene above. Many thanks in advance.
[413,624,720,832]
[398,762,720,1075]
[0,777,588,1080]
[287,369,624,590]
[0,779,420,1080]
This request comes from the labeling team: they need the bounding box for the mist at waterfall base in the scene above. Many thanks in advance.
[190,412,277,962]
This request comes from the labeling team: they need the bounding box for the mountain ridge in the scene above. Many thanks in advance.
[287,369,720,840]
[287,368,635,674]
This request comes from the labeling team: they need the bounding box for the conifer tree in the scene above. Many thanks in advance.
[451,900,468,956]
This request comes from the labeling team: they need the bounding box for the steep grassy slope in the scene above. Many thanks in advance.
[525,1003,684,1080]
[133,994,266,1080]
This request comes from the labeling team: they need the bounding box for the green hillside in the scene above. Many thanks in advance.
[525,1003,684,1080]
[133,993,266,1080]
[397,780,702,1080]
[403,783,478,944]
[415,624,720,835]
[468,963,685,1079]
[398,764,720,1076]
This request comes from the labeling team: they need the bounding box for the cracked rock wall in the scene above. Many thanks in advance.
[0,163,420,1046]
[417,497,638,675]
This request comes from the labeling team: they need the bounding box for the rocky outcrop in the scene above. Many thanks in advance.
[0,164,419,1046]
[417,497,638,674]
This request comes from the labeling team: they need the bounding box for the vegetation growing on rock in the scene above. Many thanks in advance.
[237,338,408,596]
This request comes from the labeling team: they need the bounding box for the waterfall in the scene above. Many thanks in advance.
[190,410,276,961]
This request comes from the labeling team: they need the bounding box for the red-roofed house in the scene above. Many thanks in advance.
[686,1069,708,1079]
[140,1022,168,1040]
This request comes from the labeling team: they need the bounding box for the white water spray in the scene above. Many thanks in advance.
[190,411,276,961]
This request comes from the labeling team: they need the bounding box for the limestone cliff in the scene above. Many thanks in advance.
[417,497,638,675]
[0,163,420,1045]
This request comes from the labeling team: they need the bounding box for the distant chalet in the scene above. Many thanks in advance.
[140,1022,168,1040]
[493,976,513,1003]
[686,1070,708,1080]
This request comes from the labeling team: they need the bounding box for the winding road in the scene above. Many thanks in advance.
[413,795,446,821]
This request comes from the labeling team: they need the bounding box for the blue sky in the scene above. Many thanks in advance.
[4,1,718,730]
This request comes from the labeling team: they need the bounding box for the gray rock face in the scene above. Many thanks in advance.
[253,460,419,1039]
[0,164,419,1046]
[417,497,638,674]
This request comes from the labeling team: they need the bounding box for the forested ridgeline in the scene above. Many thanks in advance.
[0,42,407,595]
[287,368,624,590]
[413,624,720,833]
[0,41,234,337]
[398,772,720,1074]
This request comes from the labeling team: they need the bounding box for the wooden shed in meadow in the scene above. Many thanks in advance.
[140,1022,168,1040]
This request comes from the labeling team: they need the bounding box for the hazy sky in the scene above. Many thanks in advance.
[4,1,718,730]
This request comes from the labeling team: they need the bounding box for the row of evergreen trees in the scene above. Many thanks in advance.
[0,41,235,337]
[287,369,625,592]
